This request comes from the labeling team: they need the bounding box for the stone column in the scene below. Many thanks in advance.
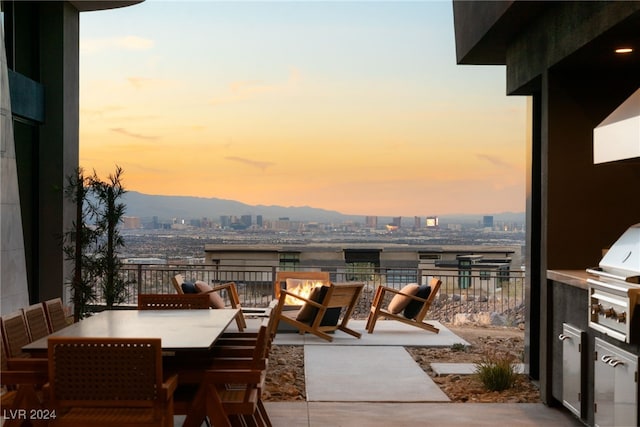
[1,27,30,314]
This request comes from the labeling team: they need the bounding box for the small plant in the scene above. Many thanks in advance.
[451,342,468,352]
[474,351,517,391]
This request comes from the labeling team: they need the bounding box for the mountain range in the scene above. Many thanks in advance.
[122,191,525,225]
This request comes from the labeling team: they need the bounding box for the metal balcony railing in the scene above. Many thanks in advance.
[80,264,526,324]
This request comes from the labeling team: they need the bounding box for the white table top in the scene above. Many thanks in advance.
[23,309,239,352]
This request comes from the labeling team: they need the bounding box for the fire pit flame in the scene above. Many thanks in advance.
[284,280,325,305]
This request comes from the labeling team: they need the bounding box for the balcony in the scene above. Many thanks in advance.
[80,263,526,325]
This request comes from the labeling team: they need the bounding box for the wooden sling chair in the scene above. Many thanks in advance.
[366,277,442,334]
[272,281,364,342]
[171,274,246,331]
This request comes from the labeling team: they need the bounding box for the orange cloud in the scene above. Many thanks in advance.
[110,128,160,140]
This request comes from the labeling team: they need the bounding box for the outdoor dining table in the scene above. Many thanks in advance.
[22,308,240,427]
[23,308,239,355]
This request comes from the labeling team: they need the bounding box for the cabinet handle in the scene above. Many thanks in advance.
[601,355,612,363]
[558,334,571,341]
[609,359,624,368]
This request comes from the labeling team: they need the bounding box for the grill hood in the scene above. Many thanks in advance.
[598,223,640,281]
[593,88,640,164]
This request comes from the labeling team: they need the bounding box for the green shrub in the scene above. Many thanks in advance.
[451,342,468,352]
[474,352,517,391]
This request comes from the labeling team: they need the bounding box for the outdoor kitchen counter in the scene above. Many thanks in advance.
[547,269,592,290]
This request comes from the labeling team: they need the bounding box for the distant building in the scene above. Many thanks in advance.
[123,257,166,265]
[256,215,263,228]
[121,216,141,230]
[425,216,439,228]
[483,216,494,229]
[413,216,421,230]
[203,243,519,288]
[220,215,232,228]
[391,217,402,228]
[241,215,252,227]
[365,216,378,229]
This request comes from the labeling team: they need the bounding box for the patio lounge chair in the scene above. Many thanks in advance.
[171,274,246,331]
[272,281,364,342]
[366,277,442,334]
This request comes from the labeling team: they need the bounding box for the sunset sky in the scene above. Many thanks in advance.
[79,1,527,217]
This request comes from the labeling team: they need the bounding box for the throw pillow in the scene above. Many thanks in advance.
[194,281,225,309]
[295,285,340,326]
[387,283,420,314]
[295,285,324,322]
[181,281,198,294]
[403,285,432,319]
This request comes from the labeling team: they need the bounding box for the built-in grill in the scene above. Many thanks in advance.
[586,223,640,343]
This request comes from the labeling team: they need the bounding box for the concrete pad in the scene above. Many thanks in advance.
[301,402,584,427]
[273,319,470,347]
[304,345,449,402]
[431,363,527,376]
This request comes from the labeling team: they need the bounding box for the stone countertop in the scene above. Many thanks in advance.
[547,269,595,290]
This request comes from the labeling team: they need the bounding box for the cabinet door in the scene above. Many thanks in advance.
[612,350,637,427]
[594,338,638,427]
[561,324,583,418]
[594,351,615,427]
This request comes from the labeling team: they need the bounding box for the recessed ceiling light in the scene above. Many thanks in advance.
[615,47,633,54]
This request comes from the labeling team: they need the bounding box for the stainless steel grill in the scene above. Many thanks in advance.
[587,223,640,343]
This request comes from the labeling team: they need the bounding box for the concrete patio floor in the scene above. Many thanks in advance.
[177,318,584,426]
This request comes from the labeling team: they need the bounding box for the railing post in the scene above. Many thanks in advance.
[271,266,277,298]
[137,264,143,296]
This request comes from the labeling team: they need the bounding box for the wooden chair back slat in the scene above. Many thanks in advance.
[171,274,185,294]
[43,298,70,332]
[23,303,50,340]
[1,311,31,358]
[47,337,163,407]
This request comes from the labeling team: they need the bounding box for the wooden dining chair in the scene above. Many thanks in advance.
[1,339,49,427]
[1,310,32,358]
[23,303,51,340]
[172,318,273,427]
[43,298,70,332]
[366,277,442,334]
[45,337,177,427]
[272,281,364,342]
[138,293,212,310]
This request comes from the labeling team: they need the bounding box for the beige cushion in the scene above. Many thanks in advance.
[195,281,225,309]
[387,283,420,314]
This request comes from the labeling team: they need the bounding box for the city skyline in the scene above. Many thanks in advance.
[79,1,527,217]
